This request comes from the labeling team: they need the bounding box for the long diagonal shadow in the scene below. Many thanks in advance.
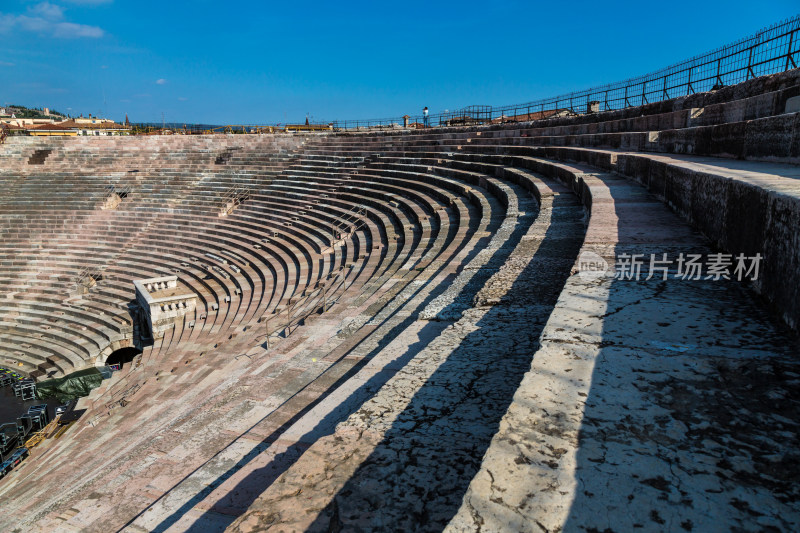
[121,185,534,532]
[561,175,800,531]
[300,187,586,531]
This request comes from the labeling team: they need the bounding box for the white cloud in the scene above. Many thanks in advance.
[63,0,114,4]
[178,97,188,101]
[53,21,103,38]
[0,2,105,39]
[156,79,167,85]
[30,2,64,20]
[0,61,14,67]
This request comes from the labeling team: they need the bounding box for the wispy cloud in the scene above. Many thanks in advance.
[0,61,14,67]
[178,97,188,101]
[30,2,64,20]
[155,78,167,85]
[0,2,105,39]
[14,81,68,94]
[63,0,114,4]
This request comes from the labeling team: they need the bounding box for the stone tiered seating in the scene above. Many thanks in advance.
[0,135,306,377]
[0,70,799,532]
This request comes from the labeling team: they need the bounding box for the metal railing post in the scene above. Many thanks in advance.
[787,29,797,70]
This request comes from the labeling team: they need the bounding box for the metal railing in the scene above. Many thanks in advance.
[128,16,800,133]
[328,15,800,130]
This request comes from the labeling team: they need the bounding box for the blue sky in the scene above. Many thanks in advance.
[1,0,798,124]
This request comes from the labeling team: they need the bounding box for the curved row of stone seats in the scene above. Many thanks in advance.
[0,180,378,374]
[452,143,800,331]
[0,135,467,376]
[4,69,799,531]
[308,92,800,332]
[436,152,800,531]
[306,72,800,163]
[211,140,587,531]
[21,156,476,430]
[0,136,309,374]
[0,134,303,165]
[0,137,522,531]
[274,164,470,304]
[304,135,800,529]
[119,148,552,530]
[79,194,370,348]
[216,125,800,531]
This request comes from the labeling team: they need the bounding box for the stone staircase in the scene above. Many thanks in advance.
[0,70,798,532]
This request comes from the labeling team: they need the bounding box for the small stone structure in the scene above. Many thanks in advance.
[133,276,196,340]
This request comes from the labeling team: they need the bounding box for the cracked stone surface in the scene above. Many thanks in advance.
[2,109,799,533]
[227,170,586,531]
[447,167,800,532]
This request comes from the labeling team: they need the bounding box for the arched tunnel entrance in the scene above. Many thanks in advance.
[105,347,143,368]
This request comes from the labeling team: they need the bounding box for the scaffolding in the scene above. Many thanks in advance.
[24,414,61,449]
[218,186,251,217]
[101,184,132,210]
[74,266,104,295]
[326,204,369,248]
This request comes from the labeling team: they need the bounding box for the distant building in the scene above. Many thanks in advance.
[58,119,130,136]
[0,116,129,136]
[27,124,78,137]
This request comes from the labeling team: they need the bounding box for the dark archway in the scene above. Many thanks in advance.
[106,347,142,367]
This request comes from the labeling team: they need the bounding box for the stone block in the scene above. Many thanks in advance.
[744,113,795,159]
[662,164,694,218]
[723,180,770,255]
[689,171,729,248]
[761,193,800,330]
[744,91,778,120]
[707,122,744,157]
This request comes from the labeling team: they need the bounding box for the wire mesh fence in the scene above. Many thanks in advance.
[132,15,800,133]
[328,15,800,130]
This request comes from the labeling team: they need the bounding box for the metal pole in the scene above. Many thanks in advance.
[787,30,797,69]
